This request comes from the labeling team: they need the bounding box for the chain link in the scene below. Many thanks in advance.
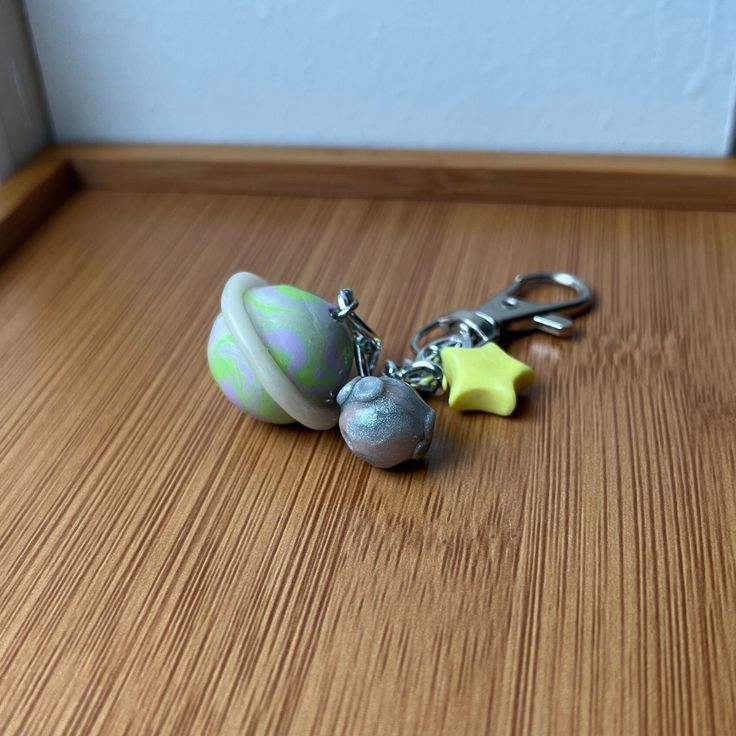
[332,289,474,395]
[330,289,382,377]
[383,358,444,394]
[382,327,473,395]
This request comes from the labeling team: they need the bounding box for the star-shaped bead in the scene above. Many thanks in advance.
[440,343,535,415]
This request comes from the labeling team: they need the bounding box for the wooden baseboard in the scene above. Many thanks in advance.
[3,143,736,255]
[0,149,77,259]
[61,143,736,210]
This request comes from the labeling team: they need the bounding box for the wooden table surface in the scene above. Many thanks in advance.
[0,190,734,735]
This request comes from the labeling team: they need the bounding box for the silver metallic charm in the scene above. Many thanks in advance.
[336,376,435,468]
[331,292,436,468]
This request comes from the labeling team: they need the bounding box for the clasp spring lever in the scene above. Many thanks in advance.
[411,272,594,354]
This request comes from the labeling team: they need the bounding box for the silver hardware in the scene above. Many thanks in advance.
[333,273,593,396]
[384,358,445,395]
[411,272,593,354]
[330,289,382,377]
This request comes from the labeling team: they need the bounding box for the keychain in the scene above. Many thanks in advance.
[207,271,593,467]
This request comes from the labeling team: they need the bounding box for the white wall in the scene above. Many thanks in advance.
[0,0,48,178]
[24,0,736,156]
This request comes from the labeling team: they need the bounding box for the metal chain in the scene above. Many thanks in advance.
[330,289,382,377]
[332,289,476,396]
[384,325,474,395]
[383,358,444,394]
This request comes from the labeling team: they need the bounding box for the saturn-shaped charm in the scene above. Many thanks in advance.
[207,272,354,429]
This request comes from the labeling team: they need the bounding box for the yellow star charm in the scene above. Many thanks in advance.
[440,343,535,415]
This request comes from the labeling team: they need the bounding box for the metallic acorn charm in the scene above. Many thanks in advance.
[336,376,435,468]
[207,272,353,429]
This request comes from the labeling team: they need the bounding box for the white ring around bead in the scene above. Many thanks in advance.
[221,272,340,430]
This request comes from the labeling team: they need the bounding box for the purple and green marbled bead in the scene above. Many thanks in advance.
[207,313,293,423]
[207,284,353,423]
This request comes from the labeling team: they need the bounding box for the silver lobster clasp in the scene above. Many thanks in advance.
[411,272,593,355]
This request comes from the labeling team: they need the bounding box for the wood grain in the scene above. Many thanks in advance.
[61,143,736,211]
[0,148,76,259]
[0,190,735,735]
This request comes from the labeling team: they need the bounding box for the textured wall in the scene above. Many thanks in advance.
[24,0,736,155]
